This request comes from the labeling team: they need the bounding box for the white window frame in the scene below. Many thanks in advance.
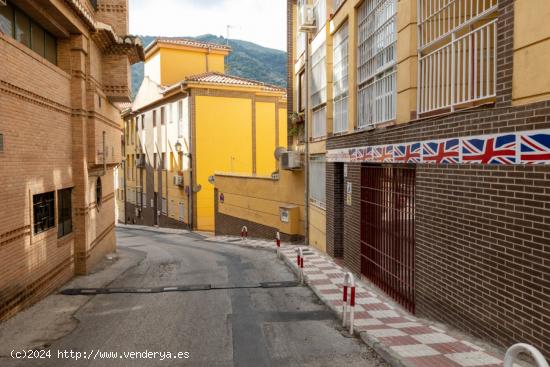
[357,0,397,129]
[314,0,327,34]
[296,0,307,56]
[332,22,349,134]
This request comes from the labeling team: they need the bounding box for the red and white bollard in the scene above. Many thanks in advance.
[275,231,281,257]
[342,272,356,334]
[241,226,248,241]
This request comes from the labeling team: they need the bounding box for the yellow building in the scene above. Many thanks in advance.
[121,38,287,232]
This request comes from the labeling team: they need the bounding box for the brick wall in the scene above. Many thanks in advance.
[326,162,344,258]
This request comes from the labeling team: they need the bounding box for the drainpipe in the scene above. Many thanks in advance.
[304,34,311,246]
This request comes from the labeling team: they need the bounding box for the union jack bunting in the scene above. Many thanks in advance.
[373,145,393,163]
[519,130,550,164]
[422,139,460,164]
[462,134,517,164]
[350,147,372,162]
[395,143,421,163]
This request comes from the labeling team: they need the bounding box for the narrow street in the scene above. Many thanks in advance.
[4,227,387,367]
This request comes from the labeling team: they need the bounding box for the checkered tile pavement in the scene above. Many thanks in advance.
[209,235,513,367]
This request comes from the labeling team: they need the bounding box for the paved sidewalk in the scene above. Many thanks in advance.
[209,235,519,367]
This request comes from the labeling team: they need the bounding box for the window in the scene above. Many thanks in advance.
[296,0,307,56]
[309,156,326,207]
[417,0,497,114]
[0,133,3,153]
[0,2,14,35]
[58,188,72,238]
[162,197,167,214]
[153,110,157,127]
[170,152,175,171]
[312,106,327,139]
[96,177,102,207]
[311,44,327,108]
[333,22,349,133]
[314,0,327,33]
[33,192,55,234]
[153,153,157,169]
[177,100,184,138]
[357,0,397,128]
[161,107,165,125]
[299,71,306,112]
[1,3,57,64]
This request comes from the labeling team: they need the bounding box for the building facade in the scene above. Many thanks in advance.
[0,0,143,321]
[120,39,287,232]
[290,0,550,356]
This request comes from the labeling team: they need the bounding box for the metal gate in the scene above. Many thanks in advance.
[360,164,416,313]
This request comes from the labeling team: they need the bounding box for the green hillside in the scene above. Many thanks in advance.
[131,35,287,97]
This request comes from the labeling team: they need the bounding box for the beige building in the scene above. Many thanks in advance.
[0,0,143,321]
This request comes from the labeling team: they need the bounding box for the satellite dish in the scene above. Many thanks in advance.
[274,147,287,161]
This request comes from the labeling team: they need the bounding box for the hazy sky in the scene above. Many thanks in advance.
[129,0,287,51]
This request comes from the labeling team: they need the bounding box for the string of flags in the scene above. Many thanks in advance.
[326,129,550,165]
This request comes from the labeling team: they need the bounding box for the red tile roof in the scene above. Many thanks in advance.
[184,72,285,92]
[145,38,232,54]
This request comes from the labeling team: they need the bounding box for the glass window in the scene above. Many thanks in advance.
[15,9,30,47]
[333,22,349,133]
[299,71,306,112]
[58,188,73,238]
[31,23,45,57]
[44,31,57,64]
[311,44,327,108]
[309,156,326,207]
[0,3,14,36]
[96,177,102,207]
[33,192,55,234]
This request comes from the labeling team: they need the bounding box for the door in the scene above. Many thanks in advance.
[360,164,416,313]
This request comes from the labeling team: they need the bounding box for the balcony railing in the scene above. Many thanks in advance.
[417,0,498,115]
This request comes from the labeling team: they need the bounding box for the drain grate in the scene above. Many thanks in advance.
[60,281,299,296]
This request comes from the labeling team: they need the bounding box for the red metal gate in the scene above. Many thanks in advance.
[360,164,416,313]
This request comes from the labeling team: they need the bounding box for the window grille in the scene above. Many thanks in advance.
[333,22,349,133]
[311,44,327,108]
[314,0,327,33]
[309,156,326,207]
[312,106,327,139]
[357,0,397,128]
[33,192,55,234]
[417,0,498,114]
[57,188,72,238]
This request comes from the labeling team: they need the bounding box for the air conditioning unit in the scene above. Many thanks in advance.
[173,175,184,187]
[281,151,302,170]
[299,5,316,31]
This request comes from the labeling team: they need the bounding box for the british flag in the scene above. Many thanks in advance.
[395,143,421,163]
[422,139,460,164]
[350,147,372,162]
[373,145,393,163]
[519,130,550,164]
[462,134,517,164]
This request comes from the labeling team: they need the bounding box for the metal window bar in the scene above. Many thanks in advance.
[314,0,327,33]
[333,93,349,133]
[358,0,397,84]
[312,106,327,138]
[358,70,396,128]
[361,165,416,313]
[418,0,498,51]
[418,18,496,114]
[333,22,349,98]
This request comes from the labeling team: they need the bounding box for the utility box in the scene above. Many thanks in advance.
[279,205,300,235]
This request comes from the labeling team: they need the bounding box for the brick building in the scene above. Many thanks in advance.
[0,0,143,321]
[290,0,550,356]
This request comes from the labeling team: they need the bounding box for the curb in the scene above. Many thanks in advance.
[279,248,410,367]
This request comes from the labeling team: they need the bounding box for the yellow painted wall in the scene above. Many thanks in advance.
[396,0,418,123]
[256,102,277,175]
[195,96,253,231]
[278,108,288,148]
[512,0,550,105]
[215,170,305,236]
[309,204,326,253]
[151,48,226,86]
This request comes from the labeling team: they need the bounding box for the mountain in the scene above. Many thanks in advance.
[131,35,287,98]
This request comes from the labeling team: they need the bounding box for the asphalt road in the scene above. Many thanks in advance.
[7,227,388,367]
